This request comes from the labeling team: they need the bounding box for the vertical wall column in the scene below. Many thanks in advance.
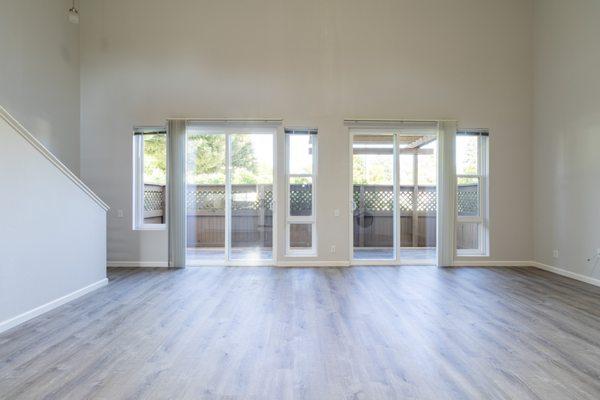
[167,119,186,268]
[437,121,457,266]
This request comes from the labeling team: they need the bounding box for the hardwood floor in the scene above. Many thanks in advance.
[1,266,600,399]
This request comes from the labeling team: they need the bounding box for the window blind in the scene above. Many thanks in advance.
[133,127,166,135]
[457,130,489,137]
[284,128,318,135]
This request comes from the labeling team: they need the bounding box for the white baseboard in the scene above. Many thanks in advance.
[109,260,351,268]
[109,259,600,288]
[108,260,533,268]
[277,260,351,267]
[531,261,600,288]
[107,261,169,268]
[0,278,108,334]
[452,260,533,267]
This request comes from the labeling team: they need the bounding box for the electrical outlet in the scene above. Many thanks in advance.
[117,209,124,218]
[552,249,559,259]
[333,209,340,217]
[330,245,336,254]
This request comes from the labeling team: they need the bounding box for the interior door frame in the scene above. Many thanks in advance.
[185,123,278,267]
[348,127,440,266]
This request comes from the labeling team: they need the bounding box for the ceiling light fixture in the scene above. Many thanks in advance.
[68,0,79,24]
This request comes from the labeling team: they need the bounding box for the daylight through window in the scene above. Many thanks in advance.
[456,130,488,255]
[133,128,167,229]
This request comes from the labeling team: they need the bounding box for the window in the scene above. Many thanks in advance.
[133,127,167,230]
[285,128,317,256]
[456,130,488,255]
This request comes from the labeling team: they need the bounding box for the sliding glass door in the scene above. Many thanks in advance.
[229,134,274,261]
[352,133,396,260]
[398,133,437,264]
[351,129,438,265]
[186,127,275,265]
[186,131,227,263]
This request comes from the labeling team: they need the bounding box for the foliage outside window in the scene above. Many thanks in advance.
[186,135,272,185]
[134,129,167,229]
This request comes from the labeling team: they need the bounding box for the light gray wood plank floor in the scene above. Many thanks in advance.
[1,266,600,399]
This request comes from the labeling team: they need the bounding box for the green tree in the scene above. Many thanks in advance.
[186,135,226,184]
[186,135,260,184]
[352,154,393,185]
[458,137,478,175]
[230,135,258,183]
[143,134,167,184]
[143,134,270,185]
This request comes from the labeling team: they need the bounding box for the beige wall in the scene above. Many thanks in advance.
[80,0,534,264]
[533,0,600,277]
[0,0,81,174]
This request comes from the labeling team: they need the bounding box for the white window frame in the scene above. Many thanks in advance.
[285,129,318,257]
[133,126,167,231]
[456,130,489,256]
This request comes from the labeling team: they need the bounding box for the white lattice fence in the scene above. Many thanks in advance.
[457,184,478,216]
[143,184,165,223]
[144,184,478,247]
[353,185,438,214]
[144,184,165,212]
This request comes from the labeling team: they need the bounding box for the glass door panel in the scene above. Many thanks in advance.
[186,132,227,264]
[398,134,437,263]
[229,133,274,261]
[352,134,395,260]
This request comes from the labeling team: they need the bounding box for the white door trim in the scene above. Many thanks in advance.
[184,124,278,267]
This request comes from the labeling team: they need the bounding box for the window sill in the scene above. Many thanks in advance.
[285,250,317,258]
[134,224,166,231]
[456,251,488,257]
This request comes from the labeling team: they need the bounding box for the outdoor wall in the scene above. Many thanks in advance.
[80,0,534,265]
[533,0,600,280]
[0,0,81,174]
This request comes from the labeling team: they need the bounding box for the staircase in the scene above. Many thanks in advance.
[0,105,108,334]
